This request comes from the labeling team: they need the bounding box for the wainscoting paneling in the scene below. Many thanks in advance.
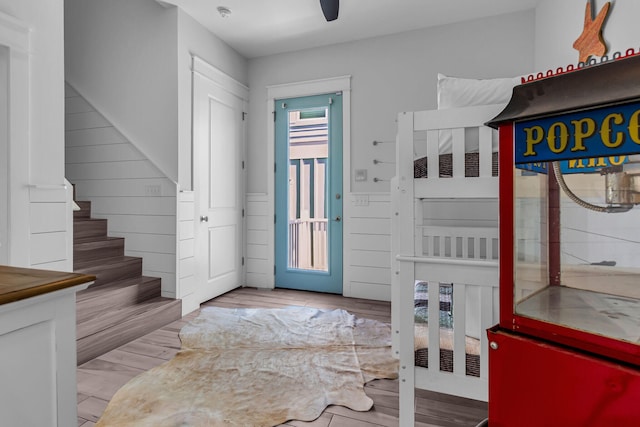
[66,127,127,147]
[245,193,270,289]
[88,196,176,217]
[101,215,176,235]
[66,160,166,181]
[65,143,146,164]
[244,192,392,301]
[30,232,67,266]
[345,193,392,301]
[30,202,66,234]
[64,94,93,114]
[28,185,72,270]
[349,265,391,285]
[177,191,196,314]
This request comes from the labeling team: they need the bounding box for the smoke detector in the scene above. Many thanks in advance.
[217,6,231,18]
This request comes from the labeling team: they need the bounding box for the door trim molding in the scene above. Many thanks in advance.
[266,76,351,290]
[0,11,30,266]
[192,55,249,101]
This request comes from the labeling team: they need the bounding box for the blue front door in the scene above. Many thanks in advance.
[274,93,343,293]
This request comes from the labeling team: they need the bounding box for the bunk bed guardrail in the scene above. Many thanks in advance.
[391,104,503,426]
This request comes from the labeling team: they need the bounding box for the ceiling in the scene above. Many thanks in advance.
[159,0,539,59]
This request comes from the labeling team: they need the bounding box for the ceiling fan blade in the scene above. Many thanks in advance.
[320,0,339,21]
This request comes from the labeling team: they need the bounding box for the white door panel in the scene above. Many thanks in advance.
[193,71,244,304]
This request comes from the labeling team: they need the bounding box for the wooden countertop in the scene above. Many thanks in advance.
[0,265,95,306]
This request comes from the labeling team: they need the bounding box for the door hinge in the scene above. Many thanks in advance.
[329,97,333,105]
[274,214,276,224]
[242,208,245,217]
[273,111,276,121]
[242,112,247,121]
[274,265,276,275]
[274,163,277,173]
[242,160,245,169]
[242,257,245,266]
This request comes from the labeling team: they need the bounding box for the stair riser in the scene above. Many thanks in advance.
[76,278,162,323]
[74,201,91,218]
[74,219,108,241]
[73,238,125,265]
[77,258,142,287]
[77,299,182,365]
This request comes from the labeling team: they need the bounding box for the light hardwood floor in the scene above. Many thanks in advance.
[77,287,488,426]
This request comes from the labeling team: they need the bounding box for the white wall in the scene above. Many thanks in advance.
[533,1,640,268]
[65,0,248,303]
[0,0,65,185]
[176,9,248,190]
[245,10,535,300]
[247,9,535,195]
[65,0,248,192]
[535,0,640,71]
[65,0,179,183]
[0,0,70,269]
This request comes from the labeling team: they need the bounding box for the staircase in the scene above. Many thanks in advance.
[73,200,182,365]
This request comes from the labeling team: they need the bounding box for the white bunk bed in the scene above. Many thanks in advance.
[391,103,504,426]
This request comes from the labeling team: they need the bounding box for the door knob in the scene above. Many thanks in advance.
[334,216,341,222]
[200,215,209,222]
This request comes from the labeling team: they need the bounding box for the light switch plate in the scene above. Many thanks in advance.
[354,169,367,182]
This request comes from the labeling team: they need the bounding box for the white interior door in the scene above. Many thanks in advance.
[193,71,244,304]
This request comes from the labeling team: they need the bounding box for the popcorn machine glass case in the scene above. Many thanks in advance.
[487,54,640,426]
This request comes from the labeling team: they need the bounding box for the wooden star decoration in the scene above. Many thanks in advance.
[573,1,611,63]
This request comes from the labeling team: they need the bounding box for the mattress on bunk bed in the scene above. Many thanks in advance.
[410,73,519,179]
[413,152,499,179]
[413,281,481,377]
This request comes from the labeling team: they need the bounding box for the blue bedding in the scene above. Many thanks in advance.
[414,281,454,328]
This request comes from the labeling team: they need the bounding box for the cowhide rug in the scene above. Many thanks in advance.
[96,306,398,427]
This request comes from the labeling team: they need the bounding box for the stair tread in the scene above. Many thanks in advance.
[74,236,124,245]
[76,275,160,302]
[73,217,106,223]
[77,296,181,340]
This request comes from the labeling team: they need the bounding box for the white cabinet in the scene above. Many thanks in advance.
[0,266,94,427]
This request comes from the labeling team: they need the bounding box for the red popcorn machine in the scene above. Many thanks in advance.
[486,52,640,426]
